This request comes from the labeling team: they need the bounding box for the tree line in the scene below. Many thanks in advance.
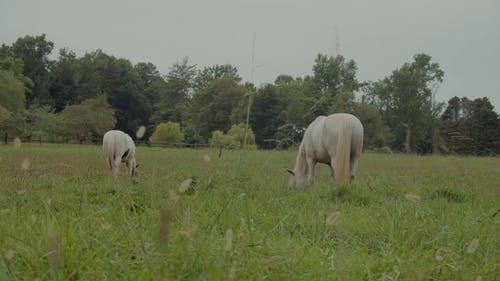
[1,34,499,155]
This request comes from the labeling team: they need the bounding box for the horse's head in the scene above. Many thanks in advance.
[286,168,306,189]
[127,158,139,176]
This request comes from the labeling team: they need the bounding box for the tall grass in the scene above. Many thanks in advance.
[0,144,499,280]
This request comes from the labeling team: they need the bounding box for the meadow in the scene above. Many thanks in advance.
[0,144,499,280]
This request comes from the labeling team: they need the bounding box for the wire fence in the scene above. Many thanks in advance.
[2,136,212,149]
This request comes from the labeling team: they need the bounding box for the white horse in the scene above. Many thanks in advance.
[103,130,138,176]
[287,113,363,189]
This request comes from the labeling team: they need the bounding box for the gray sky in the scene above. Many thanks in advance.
[1,0,499,110]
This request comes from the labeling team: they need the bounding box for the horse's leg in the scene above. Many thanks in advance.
[330,157,337,183]
[350,152,360,182]
[107,157,113,173]
[306,157,315,187]
[113,155,121,175]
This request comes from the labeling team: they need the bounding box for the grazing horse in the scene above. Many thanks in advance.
[103,130,138,176]
[287,113,363,189]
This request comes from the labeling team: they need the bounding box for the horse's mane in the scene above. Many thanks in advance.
[293,142,307,181]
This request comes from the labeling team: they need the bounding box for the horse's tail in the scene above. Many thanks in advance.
[335,118,352,184]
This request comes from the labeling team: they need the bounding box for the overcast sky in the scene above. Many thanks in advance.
[1,0,499,110]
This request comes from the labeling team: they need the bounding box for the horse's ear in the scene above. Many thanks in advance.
[286,169,295,176]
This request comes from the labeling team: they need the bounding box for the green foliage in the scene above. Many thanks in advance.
[353,102,391,149]
[0,45,33,89]
[0,70,26,135]
[250,80,315,149]
[312,54,359,94]
[150,122,185,144]
[60,95,116,142]
[187,77,247,140]
[363,54,444,153]
[29,106,64,140]
[48,48,81,112]
[328,90,356,114]
[193,64,240,90]
[0,70,25,113]
[441,96,500,155]
[151,57,196,124]
[226,123,256,149]
[11,34,54,106]
[208,130,236,148]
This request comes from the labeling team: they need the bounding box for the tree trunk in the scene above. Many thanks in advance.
[405,127,411,154]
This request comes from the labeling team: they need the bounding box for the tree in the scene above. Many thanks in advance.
[312,54,359,94]
[250,84,286,148]
[48,48,81,111]
[310,54,359,117]
[135,62,165,107]
[149,122,184,144]
[193,64,240,90]
[151,57,196,124]
[441,96,500,155]
[187,77,247,140]
[11,34,54,106]
[74,50,149,136]
[352,102,390,149]
[0,44,33,89]
[0,70,26,136]
[363,54,444,153]
[60,95,116,143]
[29,105,63,141]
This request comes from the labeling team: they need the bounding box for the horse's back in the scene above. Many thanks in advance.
[103,130,134,157]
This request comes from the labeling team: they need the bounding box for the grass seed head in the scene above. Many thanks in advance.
[136,125,146,139]
[405,193,421,202]
[325,211,340,225]
[101,222,111,230]
[179,178,193,194]
[225,229,233,252]
[467,238,479,254]
[203,154,211,162]
[21,158,30,170]
[13,137,21,148]
[5,249,15,261]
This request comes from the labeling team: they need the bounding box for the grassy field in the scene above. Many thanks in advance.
[0,144,499,280]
